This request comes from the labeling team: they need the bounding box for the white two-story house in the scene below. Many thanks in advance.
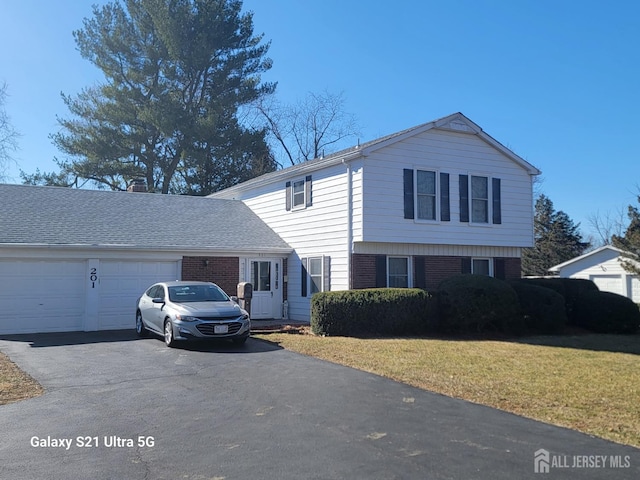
[210,112,541,322]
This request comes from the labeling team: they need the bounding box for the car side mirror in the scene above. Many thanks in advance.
[152,297,165,304]
[230,295,239,304]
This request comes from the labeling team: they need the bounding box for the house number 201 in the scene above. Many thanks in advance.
[90,268,98,288]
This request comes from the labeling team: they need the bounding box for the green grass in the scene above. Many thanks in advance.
[255,331,640,448]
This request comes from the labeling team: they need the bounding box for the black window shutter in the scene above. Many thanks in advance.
[375,255,387,287]
[459,175,469,222]
[414,256,426,289]
[285,181,292,211]
[440,173,450,221]
[403,169,414,219]
[492,178,502,224]
[494,258,506,279]
[301,258,308,297]
[461,257,472,274]
[305,175,312,207]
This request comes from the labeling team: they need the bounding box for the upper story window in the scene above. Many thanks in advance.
[417,170,436,220]
[403,169,450,222]
[459,174,501,225]
[285,175,313,211]
[292,180,305,208]
[471,176,489,223]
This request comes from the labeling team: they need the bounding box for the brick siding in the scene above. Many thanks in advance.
[181,256,239,296]
[351,253,521,291]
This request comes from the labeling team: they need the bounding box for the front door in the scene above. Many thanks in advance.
[248,259,281,319]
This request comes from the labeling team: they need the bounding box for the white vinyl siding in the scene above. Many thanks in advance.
[362,128,534,248]
[211,163,358,321]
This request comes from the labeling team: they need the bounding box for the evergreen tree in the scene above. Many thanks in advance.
[612,197,640,275]
[32,0,276,194]
[522,194,589,276]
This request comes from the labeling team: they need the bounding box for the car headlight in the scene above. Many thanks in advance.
[242,314,250,321]
[175,314,198,322]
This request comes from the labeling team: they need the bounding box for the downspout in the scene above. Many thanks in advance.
[343,158,353,289]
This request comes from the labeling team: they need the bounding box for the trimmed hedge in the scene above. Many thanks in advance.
[311,288,437,337]
[509,282,567,334]
[437,274,521,334]
[516,278,598,324]
[573,290,640,334]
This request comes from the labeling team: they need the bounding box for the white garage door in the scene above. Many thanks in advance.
[590,275,624,296]
[0,258,179,334]
[0,259,86,334]
[629,277,640,303]
[98,260,178,330]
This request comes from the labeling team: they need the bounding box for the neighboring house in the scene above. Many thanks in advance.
[210,112,541,321]
[0,184,291,334]
[549,245,640,302]
[0,112,541,334]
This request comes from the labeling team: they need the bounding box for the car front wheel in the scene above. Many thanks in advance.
[164,319,176,347]
[136,311,147,337]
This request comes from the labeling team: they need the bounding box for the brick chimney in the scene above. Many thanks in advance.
[127,179,147,193]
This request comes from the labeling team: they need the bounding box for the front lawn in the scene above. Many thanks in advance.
[255,332,640,448]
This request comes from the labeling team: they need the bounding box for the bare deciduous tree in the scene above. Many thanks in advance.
[0,82,20,180]
[587,208,628,247]
[258,90,360,167]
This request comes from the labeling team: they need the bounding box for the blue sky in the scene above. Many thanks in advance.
[1,0,639,240]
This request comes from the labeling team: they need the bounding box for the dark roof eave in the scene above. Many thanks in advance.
[0,243,293,255]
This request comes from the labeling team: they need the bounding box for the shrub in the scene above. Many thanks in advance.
[437,274,521,334]
[310,288,436,337]
[573,290,640,334]
[516,278,598,325]
[509,282,567,334]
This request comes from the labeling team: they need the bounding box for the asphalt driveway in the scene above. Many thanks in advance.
[0,331,638,480]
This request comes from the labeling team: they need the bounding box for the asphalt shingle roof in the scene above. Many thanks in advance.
[0,184,291,252]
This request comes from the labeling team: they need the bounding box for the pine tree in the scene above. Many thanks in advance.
[33,0,276,194]
[522,194,589,276]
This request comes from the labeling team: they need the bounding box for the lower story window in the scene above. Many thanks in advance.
[388,256,410,288]
[308,257,323,295]
[472,258,492,276]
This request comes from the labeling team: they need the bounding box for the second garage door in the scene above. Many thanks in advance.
[97,260,179,330]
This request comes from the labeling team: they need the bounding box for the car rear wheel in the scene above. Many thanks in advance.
[136,311,147,337]
[164,319,176,347]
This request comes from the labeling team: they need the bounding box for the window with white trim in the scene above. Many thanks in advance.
[388,256,411,288]
[472,258,492,276]
[292,180,305,209]
[471,176,489,223]
[416,170,437,220]
[308,257,323,295]
[285,176,313,211]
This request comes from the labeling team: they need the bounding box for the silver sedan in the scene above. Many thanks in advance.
[136,281,250,347]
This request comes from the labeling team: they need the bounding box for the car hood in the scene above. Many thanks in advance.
[172,301,247,318]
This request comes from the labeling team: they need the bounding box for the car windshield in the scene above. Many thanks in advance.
[168,285,229,303]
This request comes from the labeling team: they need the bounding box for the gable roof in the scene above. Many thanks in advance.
[0,184,291,254]
[548,245,626,273]
[208,112,541,198]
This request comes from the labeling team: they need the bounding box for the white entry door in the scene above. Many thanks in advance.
[248,259,282,319]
